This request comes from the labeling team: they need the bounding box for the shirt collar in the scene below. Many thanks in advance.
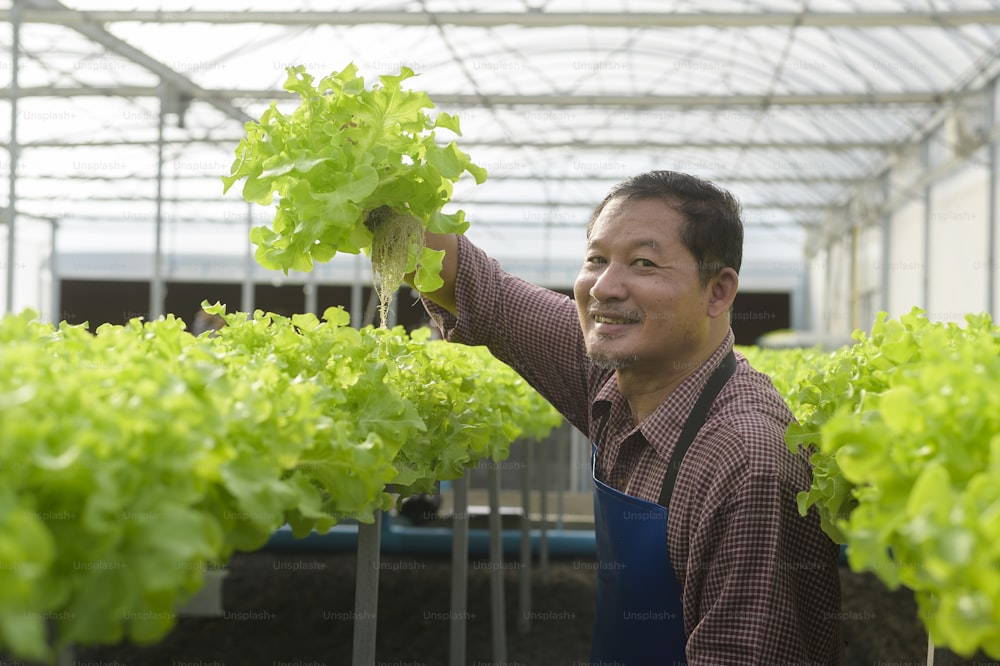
[590,329,736,449]
[646,329,736,431]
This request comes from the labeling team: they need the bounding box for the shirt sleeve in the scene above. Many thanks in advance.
[420,234,594,433]
[683,472,844,665]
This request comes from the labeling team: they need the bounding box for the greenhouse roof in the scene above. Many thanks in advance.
[3,0,1000,290]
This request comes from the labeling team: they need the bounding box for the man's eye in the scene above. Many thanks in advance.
[633,258,655,267]
[586,256,607,265]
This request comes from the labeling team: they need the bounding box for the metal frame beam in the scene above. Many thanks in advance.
[22,0,252,125]
[2,85,946,108]
[12,172,867,185]
[15,193,836,213]
[4,0,20,314]
[9,137,894,151]
[7,8,1000,28]
[33,212,821,230]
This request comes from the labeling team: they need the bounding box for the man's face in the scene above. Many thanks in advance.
[573,196,713,374]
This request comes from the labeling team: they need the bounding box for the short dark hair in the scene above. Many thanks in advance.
[587,171,744,285]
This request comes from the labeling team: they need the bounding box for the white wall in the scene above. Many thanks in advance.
[927,163,991,323]
[0,218,55,320]
[805,246,827,333]
[810,147,998,333]
[856,225,882,332]
[884,197,926,320]
[823,237,853,336]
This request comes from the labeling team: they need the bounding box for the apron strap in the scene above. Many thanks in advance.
[657,350,737,509]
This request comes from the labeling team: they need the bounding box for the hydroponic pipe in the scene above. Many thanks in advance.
[265,514,596,558]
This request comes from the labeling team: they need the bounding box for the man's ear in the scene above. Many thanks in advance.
[707,267,739,318]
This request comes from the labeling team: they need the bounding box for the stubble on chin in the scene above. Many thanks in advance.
[586,351,638,371]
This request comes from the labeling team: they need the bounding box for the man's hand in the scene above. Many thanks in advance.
[405,231,459,315]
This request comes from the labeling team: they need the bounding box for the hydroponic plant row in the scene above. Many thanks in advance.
[0,304,562,663]
[741,307,1000,659]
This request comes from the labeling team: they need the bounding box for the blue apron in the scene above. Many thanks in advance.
[590,351,736,665]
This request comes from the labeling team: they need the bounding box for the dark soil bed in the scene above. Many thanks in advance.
[65,548,1000,666]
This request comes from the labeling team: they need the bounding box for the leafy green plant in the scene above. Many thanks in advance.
[747,308,1000,658]
[222,63,487,324]
[0,306,560,662]
[372,326,563,494]
[0,313,242,659]
[736,344,830,423]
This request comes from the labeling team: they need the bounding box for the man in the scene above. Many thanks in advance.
[412,171,844,664]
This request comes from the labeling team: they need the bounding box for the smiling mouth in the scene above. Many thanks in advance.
[590,312,641,325]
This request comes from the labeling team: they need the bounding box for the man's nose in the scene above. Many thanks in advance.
[589,262,628,302]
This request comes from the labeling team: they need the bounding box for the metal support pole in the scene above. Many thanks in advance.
[242,201,255,313]
[823,243,833,333]
[538,437,550,583]
[519,441,533,633]
[305,266,318,314]
[879,172,892,314]
[792,267,810,330]
[849,222,860,331]
[5,0,21,313]
[487,463,508,664]
[922,140,933,312]
[987,78,998,319]
[150,83,167,320]
[352,512,382,666]
[351,253,363,328]
[556,432,566,530]
[49,220,59,324]
[927,634,956,666]
[449,476,469,666]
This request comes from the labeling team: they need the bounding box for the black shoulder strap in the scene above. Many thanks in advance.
[657,350,737,509]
